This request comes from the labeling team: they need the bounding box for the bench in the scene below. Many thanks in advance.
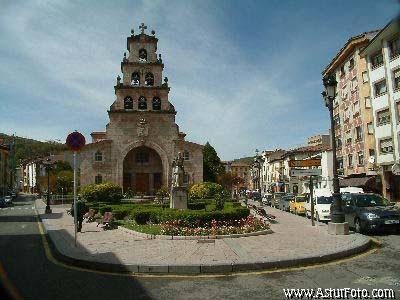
[96,212,116,230]
[83,209,97,223]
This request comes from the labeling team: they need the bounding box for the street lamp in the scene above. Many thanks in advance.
[41,158,55,214]
[322,74,348,234]
[254,149,263,192]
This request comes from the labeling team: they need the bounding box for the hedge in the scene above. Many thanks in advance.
[187,202,207,210]
[81,183,123,203]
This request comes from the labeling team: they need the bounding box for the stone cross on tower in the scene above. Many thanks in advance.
[139,23,147,34]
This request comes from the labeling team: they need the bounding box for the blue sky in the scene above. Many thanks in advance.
[0,0,398,160]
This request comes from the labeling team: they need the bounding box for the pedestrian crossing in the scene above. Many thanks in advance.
[0,206,35,210]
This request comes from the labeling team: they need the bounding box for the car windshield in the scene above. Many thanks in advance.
[296,197,305,202]
[354,194,389,207]
[317,196,333,204]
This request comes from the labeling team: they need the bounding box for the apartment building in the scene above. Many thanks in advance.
[360,18,400,201]
[322,30,379,188]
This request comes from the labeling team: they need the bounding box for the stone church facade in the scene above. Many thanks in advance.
[79,24,203,195]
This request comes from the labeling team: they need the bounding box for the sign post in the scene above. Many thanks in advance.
[310,175,315,227]
[66,131,86,247]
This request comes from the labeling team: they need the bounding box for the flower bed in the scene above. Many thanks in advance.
[160,215,269,236]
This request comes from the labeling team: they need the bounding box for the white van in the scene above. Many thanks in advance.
[304,188,333,222]
[340,187,364,194]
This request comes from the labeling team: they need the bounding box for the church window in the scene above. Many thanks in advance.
[124,96,133,109]
[135,151,149,163]
[152,97,161,110]
[183,150,190,160]
[183,173,190,185]
[95,174,102,184]
[145,73,154,86]
[139,49,147,62]
[138,96,147,110]
[131,72,140,86]
[94,151,103,162]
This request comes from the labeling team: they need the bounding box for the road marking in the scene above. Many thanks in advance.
[33,206,381,279]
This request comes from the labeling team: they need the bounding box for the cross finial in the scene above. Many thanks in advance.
[139,23,147,34]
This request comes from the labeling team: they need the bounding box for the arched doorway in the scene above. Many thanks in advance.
[123,146,163,196]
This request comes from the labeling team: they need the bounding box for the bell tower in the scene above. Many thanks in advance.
[110,23,173,113]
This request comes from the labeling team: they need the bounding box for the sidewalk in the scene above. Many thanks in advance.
[35,199,372,275]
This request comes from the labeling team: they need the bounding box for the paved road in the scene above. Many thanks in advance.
[0,195,399,300]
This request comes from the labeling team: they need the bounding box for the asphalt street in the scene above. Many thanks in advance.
[0,195,399,300]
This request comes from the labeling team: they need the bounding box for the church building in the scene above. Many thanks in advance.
[79,23,204,195]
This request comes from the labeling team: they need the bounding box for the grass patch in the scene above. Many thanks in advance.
[122,220,162,235]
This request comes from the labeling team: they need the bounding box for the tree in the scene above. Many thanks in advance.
[203,142,225,182]
[55,170,74,194]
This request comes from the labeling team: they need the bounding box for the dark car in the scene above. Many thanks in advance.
[0,197,5,208]
[342,193,400,233]
[272,192,285,208]
[252,192,262,202]
[279,194,293,212]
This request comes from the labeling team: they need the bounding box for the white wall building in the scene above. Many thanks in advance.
[361,18,400,201]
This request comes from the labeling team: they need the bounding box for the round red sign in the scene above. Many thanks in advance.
[66,131,86,152]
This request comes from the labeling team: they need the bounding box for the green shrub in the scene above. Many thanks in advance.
[189,182,223,200]
[156,187,169,199]
[81,183,123,203]
[130,208,161,225]
[99,205,112,215]
[112,207,131,220]
[124,187,136,198]
[188,202,207,210]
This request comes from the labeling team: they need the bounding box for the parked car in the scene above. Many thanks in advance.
[340,187,364,194]
[290,194,306,215]
[0,197,5,208]
[4,196,13,206]
[262,193,273,206]
[305,188,333,222]
[252,192,262,202]
[279,194,294,211]
[342,193,400,233]
[272,192,285,208]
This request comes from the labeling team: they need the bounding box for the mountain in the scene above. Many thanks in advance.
[0,133,67,163]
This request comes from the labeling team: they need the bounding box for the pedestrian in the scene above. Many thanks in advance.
[70,200,88,232]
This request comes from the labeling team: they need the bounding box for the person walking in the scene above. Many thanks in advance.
[70,200,88,232]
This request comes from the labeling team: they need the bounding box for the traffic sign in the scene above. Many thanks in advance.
[289,159,321,168]
[290,168,322,177]
[66,131,86,152]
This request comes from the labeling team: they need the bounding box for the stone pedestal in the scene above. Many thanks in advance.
[170,187,188,209]
[328,222,349,235]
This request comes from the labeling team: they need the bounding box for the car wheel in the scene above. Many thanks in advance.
[355,218,363,233]
[306,211,310,219]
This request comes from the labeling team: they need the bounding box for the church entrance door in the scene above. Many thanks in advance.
[136,173,149,194]
[123,146,163,196]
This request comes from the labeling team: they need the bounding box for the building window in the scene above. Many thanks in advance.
[374,80,387,97]
[369,149,375,157]
[348,154,353,167]
[358,152,364,166]
[355,126,363,141]
[346,135,352,145]
[135,151,149,163]
[183,173,190,185]
[138,96,147,110]
[349,58,354,70]
[183,150,190,160]
[376,108,390,126]
[94,151,103,162]
[145,73,154,86]
[131,72,140,86]
[336,138,342,149]
[152,97,161,110]
[371,51,384,68]
[139,49,147,62]
[367,122,374,135]
[334,115,341,127]
[393,68,400,91]
[124,96,133,109]
[364,96,371,108]
[95,174,102,184]
[388,37,400,59]
[340,65,345,77]
[396,101,400,122]
[379,138,394,154]
[353,100,360,115]
[362,71,369,83]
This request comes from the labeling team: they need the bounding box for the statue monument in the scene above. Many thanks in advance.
[170,152,188,209]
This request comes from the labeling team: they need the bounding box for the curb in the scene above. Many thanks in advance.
[35,204,373,275]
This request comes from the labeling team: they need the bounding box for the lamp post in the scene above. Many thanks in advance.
[254,149,263,192]
[322,74,348,234]
[42,158,54,214]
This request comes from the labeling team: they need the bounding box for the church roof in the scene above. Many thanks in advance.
[84,139,112,148]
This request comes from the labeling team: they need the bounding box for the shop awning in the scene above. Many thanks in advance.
[339,176,375,188]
